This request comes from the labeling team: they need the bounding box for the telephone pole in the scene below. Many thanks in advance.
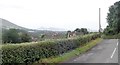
[99,8,101,33]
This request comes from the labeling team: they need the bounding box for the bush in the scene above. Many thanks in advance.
[2,33,100,63]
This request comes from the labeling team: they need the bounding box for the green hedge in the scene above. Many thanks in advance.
[2,33,100,63]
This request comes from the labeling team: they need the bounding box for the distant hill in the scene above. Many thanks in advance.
[1,18,30,30]
[1,18,66,38]
[38,27,67,31]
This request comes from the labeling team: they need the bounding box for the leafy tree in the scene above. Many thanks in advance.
[2,29,31,43]
[74,28,81,32]
[41,34,45,38]
[2,29,20,43]
[81,28,88,34]
[74,28,88,35]
[20,33,31,42]
[104,1,120,35]
[39,34,45,41]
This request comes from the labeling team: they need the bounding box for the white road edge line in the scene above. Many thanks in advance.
[111,48,116,59]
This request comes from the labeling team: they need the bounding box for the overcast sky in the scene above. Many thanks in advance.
[0,0,119,31]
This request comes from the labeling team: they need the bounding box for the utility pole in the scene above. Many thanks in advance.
[99,8,101,33]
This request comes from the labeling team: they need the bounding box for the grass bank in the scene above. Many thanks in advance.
[102,33,120,39]
[37,38,102,63]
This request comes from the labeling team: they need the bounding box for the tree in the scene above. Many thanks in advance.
[2,29,31,43]
[2,29,20,43]
[104,26,116,35]
[74,28,81,32]
[20,33,31,42]
[74,28,88,35]
[81,28,88,34]
[104,1,120,35]
[41,34,45,38]
[39,34,45,41]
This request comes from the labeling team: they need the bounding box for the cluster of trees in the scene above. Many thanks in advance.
[104,1,120,35]
[74,28,89,34]
[2,29,31,43]
[66,28,89,37]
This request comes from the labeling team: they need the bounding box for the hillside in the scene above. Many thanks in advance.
[1,18,30,30]
[1,18,66,38]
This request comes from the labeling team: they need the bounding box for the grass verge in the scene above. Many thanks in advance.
[36,38,102,63]
[102,34,120,39]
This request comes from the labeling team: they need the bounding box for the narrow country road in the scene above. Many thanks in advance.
[64,39,118,63]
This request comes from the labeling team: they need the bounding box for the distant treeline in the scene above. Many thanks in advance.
[2,28,90,44]
[2,28,67,44]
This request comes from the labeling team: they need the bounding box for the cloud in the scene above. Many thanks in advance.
[0,0,119,31]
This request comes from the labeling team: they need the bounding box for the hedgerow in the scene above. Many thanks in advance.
[2,33,100,63]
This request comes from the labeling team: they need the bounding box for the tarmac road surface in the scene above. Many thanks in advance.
[64,39,118,63]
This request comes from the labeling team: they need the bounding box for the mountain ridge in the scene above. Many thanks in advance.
[1,18,30,31]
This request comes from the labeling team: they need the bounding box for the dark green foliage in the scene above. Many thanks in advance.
[20,33,31,42]
[2,29,31,43]
[74,28,81,32]
[2,29,20,43]
[41,34,45,39]
[74,28,89,35]
[2,33,100,63]
[104,1,120,35]
[81,28,89,34]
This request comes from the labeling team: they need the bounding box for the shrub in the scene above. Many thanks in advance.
[2,33,100,63]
